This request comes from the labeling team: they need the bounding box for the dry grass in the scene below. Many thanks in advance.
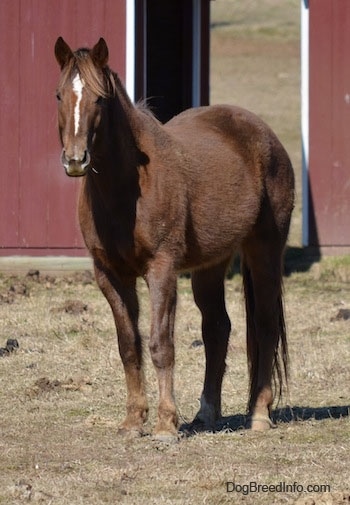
[0,259,349,505]
[1,2,349,504]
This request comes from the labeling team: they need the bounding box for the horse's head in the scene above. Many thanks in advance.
[54,37,109,176]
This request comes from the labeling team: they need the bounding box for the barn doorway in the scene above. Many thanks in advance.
[134,0,209,123]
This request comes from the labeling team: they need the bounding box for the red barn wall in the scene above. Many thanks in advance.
[0,0,126,255]
[309,0,350,247]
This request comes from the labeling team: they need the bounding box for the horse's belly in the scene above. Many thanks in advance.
[180,195,259,271]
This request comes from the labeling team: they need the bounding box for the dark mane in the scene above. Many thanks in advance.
[135,98,161,123]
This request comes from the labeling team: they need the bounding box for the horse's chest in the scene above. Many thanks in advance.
[82,210,150,276]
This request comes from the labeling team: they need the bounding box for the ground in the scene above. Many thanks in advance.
[0,1,349,504]
[0,258,349,504]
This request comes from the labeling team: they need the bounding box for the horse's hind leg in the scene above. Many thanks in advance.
[191,260,231,430]
[241,237,288,431]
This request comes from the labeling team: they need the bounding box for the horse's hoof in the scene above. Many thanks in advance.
[192,395,218,432]
[250,415,277,431]
[190,416,215,433]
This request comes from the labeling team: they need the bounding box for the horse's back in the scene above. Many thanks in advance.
[165,104,294,215]
[166,104,293,203]
[166,104,287,166]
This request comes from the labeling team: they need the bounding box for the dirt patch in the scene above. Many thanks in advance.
[26,376,92,398]
[0,280,29,304]
[71,270,94,285]
[9,480,55,503]
[0,338,19,357]
[26,269,41,282]
[50,299,89,315]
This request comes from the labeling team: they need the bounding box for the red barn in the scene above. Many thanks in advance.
[302,0,350,252]
[0,0,210,256]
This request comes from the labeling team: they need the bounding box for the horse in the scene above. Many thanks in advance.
[54,37,294,441]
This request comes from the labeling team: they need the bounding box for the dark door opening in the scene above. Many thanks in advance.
[135,0,209,123]
[146,1,192,122]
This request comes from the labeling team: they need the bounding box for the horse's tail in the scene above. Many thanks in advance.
[241,258,289,413]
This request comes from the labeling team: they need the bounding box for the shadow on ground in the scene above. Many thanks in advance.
[226,246,322,279]
[284,246,321,276]
[180,404,349,436]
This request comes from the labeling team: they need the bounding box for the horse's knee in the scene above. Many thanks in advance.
[118,331,142,366]
[149,340,174,369]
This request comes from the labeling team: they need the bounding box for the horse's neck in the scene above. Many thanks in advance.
[96,91,137,171]
[86,90,144,210]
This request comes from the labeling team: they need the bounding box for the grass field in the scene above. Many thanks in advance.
[0,2,349,504]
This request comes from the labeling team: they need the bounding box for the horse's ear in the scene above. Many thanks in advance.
[91,38,109,68]
[55,37,73,69]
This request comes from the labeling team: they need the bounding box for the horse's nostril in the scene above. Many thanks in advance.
[81,150,91,169]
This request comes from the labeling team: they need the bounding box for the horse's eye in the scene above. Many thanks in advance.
[56,93,62,102]
[95,96,103,105]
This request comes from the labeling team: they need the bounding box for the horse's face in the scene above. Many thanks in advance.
[54,37,108,177]
[55,72,100,177]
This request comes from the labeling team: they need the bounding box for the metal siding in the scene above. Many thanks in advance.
[19,1,51,247]
[0,0,126,255]
[309,0,350,246]
[0,1,20,247]
[331,2,350,245]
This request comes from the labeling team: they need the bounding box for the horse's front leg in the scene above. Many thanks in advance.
[94,262,148,436]
[145,255,178,441]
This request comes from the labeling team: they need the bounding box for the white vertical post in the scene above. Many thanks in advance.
[301,0,309,246]
[126,0,135,102]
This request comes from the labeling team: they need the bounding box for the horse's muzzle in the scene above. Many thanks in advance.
[61,149,90,177]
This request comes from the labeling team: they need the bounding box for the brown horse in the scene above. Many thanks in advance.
[54,37,294,441]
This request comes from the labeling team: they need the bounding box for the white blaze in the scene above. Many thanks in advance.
[72,73,84,136]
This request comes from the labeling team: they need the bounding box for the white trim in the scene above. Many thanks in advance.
[141,2,147,98]
[192,0,201,107]
[126,0,135,102]
[301,0,309,246]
